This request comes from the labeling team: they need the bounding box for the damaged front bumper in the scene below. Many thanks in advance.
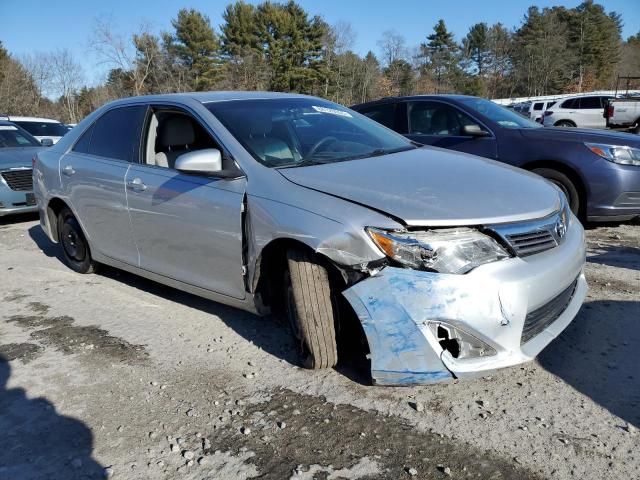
[343,218,587,386]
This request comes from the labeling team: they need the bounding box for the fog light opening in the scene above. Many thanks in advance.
[436,325,461,358]
[429,322,497,359]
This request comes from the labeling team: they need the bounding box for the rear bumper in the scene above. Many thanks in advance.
[343,216,587,386]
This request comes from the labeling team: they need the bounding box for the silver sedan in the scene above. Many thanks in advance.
[33,92,587,385]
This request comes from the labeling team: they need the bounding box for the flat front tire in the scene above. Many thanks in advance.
[285,249,338,369]
[533,168,581,216]
[57,207,97,274]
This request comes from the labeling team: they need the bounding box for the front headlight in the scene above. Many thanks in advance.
[586,143,640,166]
[366,227,509,274]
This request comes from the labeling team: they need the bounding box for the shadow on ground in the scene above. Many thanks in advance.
[27,224,373,385]
[587,245,640,271]
[0,355,104,479]
[538,299,640,429]
[0,212,38,227]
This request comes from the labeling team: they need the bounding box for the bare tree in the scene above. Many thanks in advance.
[20,52,53,110]
[377,30,406,66]
[90,17,161,96]
[49,49,84,123]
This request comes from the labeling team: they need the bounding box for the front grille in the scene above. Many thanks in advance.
[490,207,569,258]
[505,230,558,256]
[1,169,33,191]
[521,278,578,345]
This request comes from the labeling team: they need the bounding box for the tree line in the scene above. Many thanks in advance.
[1,0,639,123]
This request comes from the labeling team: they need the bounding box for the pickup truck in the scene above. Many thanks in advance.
[604,76,640,134]
[605,95,640,134]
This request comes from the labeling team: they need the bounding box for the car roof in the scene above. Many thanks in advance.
[352,94,479,109]
[8,116,62,123]
[110,91,313,108]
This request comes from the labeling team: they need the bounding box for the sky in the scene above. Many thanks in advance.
[1,0,639,85]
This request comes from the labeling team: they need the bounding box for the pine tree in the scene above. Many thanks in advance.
[420,20,461,93]
[165,9,222,90]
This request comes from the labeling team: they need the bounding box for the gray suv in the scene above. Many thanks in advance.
[33,92,587,386]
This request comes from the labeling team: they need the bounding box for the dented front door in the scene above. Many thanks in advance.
[125,164,247,300]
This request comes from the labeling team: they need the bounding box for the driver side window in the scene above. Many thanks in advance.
[144,108,224,170]
[408,102,476,136]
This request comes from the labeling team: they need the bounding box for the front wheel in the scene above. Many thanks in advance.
[57,207,97,274]
[532,168,581,216]
[285,249,338,369]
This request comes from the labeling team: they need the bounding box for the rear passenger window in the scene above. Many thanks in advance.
[359,104,396,130]
[81,106,147,162]
[579,97,601,109]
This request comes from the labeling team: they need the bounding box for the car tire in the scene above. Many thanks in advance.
[57,207,97,274]
[555,120,576,128]
[285,249,338,369]
[533,168,581,216]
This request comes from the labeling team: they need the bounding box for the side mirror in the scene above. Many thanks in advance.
[175,148,222,174]
[174,149,242,178]
[40,138,54,147]
[462,124,490,137]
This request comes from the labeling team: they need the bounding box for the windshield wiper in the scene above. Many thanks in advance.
[277,158,326,169]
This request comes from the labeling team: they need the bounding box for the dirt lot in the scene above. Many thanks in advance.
[0,214,638,480]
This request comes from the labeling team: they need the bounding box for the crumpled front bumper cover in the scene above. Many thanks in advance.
[342,219,587,386]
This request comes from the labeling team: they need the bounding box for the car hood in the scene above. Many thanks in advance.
[0,147,41,170]
[519,126,640,146]
[278,147,560,226]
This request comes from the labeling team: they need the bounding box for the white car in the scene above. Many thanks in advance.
[528,100,556,123]
[5,116,68,144]
[542,95,613,129]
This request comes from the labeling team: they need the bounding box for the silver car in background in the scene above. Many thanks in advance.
[33,92,587,385]
[0,121,41,216]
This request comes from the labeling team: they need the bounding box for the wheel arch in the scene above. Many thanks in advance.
[252,237,345,311]
[553,119,577,127]
[521,160,588,214]
[46,197,70,242]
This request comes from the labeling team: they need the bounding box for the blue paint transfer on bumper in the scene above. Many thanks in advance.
[342,215,587,386]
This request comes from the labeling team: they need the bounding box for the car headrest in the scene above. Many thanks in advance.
[159,116,195,147]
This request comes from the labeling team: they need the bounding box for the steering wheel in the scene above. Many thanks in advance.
[305,136,338,160]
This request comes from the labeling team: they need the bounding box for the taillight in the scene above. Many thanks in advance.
[544,110,553,116]
[605,105,614,118]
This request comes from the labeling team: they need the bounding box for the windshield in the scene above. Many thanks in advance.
[13,120,68,137]
[0,125,41,148]
[459,98,543,129]
[206,98,415,168]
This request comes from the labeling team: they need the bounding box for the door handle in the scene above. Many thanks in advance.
[62,165,75,176]
[126,177,147,192]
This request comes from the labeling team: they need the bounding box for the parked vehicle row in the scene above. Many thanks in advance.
[541,95,613,129]
[32,92,591,386]
[353,94,640,222]
[0,116,68,145]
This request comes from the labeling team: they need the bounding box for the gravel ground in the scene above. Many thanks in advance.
[0,213,638,480]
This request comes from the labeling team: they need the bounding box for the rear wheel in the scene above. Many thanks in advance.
[57,207,97,274]
[285,249,338,369]
[533,168,581,216]
[555,120,576,128]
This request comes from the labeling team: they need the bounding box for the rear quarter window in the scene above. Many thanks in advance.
[74,106,147,162]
